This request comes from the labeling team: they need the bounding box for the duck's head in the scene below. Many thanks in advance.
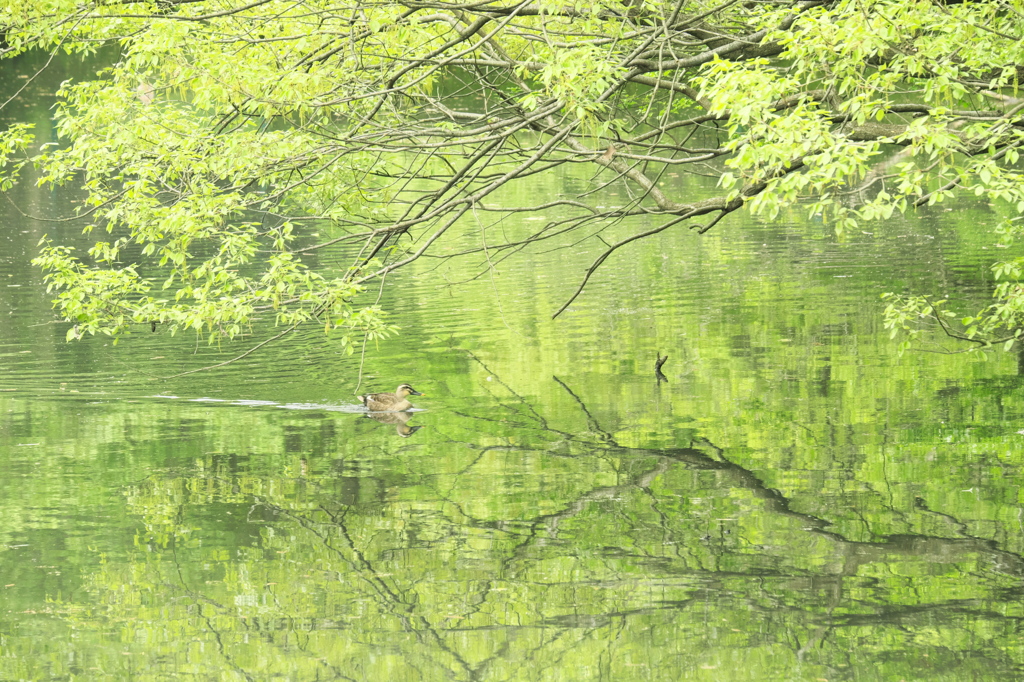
[396,383,424,397]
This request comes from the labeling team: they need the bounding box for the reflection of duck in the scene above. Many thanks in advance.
[356,383,424,412]
[365,410,424,437]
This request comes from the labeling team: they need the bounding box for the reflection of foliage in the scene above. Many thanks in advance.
[4,181,1024,677]
[2,359,1021,680]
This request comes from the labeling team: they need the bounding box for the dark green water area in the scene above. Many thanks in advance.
[2,52,1024,681]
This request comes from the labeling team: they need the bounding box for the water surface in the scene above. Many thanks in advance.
[1,53,1024,681]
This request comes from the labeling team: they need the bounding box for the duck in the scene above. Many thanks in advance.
[356,383,424,412]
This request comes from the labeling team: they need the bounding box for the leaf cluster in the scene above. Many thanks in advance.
[1,0,1022,352]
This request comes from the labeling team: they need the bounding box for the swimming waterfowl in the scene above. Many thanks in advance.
[356,383,424,412]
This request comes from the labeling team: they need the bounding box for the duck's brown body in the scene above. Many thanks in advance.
[357,384,424,412]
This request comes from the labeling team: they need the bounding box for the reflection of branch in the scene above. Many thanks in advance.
[532,458,671,540]
[169,544,257,682]
[914,495,970,536]
[480,368,1024,583]
[458,348,555,433]
[449,357,1024,586]
[267,502,475,679]
[552,375,616,445]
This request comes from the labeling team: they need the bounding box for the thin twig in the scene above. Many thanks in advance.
[156,324,300,380]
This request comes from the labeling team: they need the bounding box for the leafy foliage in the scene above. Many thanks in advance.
[2,0,1024,348]
[883,217,1024,356]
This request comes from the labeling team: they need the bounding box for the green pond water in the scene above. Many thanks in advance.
[2,52,1024,681]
